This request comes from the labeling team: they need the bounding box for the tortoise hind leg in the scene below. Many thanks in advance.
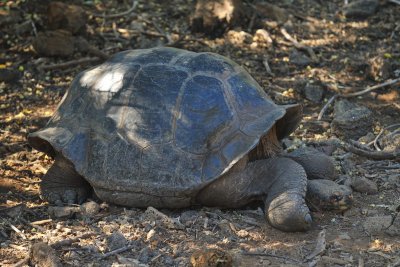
[41,155,91,205]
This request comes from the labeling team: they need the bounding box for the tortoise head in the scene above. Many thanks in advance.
[306,179,353,211]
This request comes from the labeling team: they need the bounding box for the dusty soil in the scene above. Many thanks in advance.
[0,0,399,266]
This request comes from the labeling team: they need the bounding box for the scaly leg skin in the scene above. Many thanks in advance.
[41,155,91,205]
[285,147,337,180]
[196,157,311,232]
[263,158,311,232]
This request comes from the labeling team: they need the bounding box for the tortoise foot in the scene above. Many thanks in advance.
[266,192,312,232]
[41,155,91,205]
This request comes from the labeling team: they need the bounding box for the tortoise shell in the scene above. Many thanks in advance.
[28,47,301,205]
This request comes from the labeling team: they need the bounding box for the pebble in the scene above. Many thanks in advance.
[332,99,373,139]
[349,176,378,195]
[303,82,324,103]
[48,206,80,218]
[190,248,233,267]
[343,0,380,19]
[106,232,127,251]
[289,50,311,67]
[80,201,100,216]
[362,215,392,234]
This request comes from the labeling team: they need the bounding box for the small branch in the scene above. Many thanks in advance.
[280,28,318,62]
[305,230,326,261]
[9,223,27,240]
[52,233,95,248]
[317,78,400,120]
[12,256,29,267]
[262,56,275,76]
[39,57,102,71]
[94,0,138,19]
[342,78,400,98]
[30,219,53,225]
[311,139,400,161]
[317,95,338,120]
[100,243,137,259]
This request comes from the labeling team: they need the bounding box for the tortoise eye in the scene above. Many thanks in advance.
[330,193,343,202]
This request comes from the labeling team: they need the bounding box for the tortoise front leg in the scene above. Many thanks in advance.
[41,155,92,205]
[196,157,311,232]
[285,147,337,180]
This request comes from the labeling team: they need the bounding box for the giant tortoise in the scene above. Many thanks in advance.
[28,47,352,232]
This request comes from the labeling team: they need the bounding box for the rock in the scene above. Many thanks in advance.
[0,69,21,83]
[362,215,392,234]
[303,82,324,103]
[191,0,244,36]
[350,176,378,194]
[180,210,198,226]
[30,242,61,267]
[289,50,311,67]
[80,200,100,216]
[367,56,391,81]
[106,232,127,251]
[226,30,253,45]
[253,29,273,45]
[343,0,380,19]
[48,206,80,218]
[331,99,373,140]
[255,3,289,24]
[47,2,87,34]
[32,30,75,57]
[190,248,233,267]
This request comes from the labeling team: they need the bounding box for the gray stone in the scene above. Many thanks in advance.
[363,215,392,234]
[304,83,324,103]
[332,99,373,139]
[106,232,127,251]
[289,51,311,67]
[80,201,100,216]
[343,0,380,19]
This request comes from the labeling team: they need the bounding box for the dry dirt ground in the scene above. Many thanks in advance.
[0,0,399,266]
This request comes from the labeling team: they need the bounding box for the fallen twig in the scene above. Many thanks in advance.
[342,78,400,98]
[317,95,338,120]
[52,233,96,248]
[94,0,138,19]
[100,243,137,259]
[12,256,29,267]
[317,78,400,120]
[262,56,275,77]
[9,223,27,240]
[305,229,326,261]
[30,219,53,225]
[310,139,400,161]
[368,123,400,151]
[39,57,102,71]
[280,28,318,62]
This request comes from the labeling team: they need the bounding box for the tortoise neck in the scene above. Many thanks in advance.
[248,125,282,161]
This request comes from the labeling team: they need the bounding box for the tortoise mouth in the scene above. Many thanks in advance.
[307,193,353,211]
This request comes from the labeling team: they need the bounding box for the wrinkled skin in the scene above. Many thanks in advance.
[41,146,352,232]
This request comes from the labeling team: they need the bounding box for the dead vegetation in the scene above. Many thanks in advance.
[0,0,399,266]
